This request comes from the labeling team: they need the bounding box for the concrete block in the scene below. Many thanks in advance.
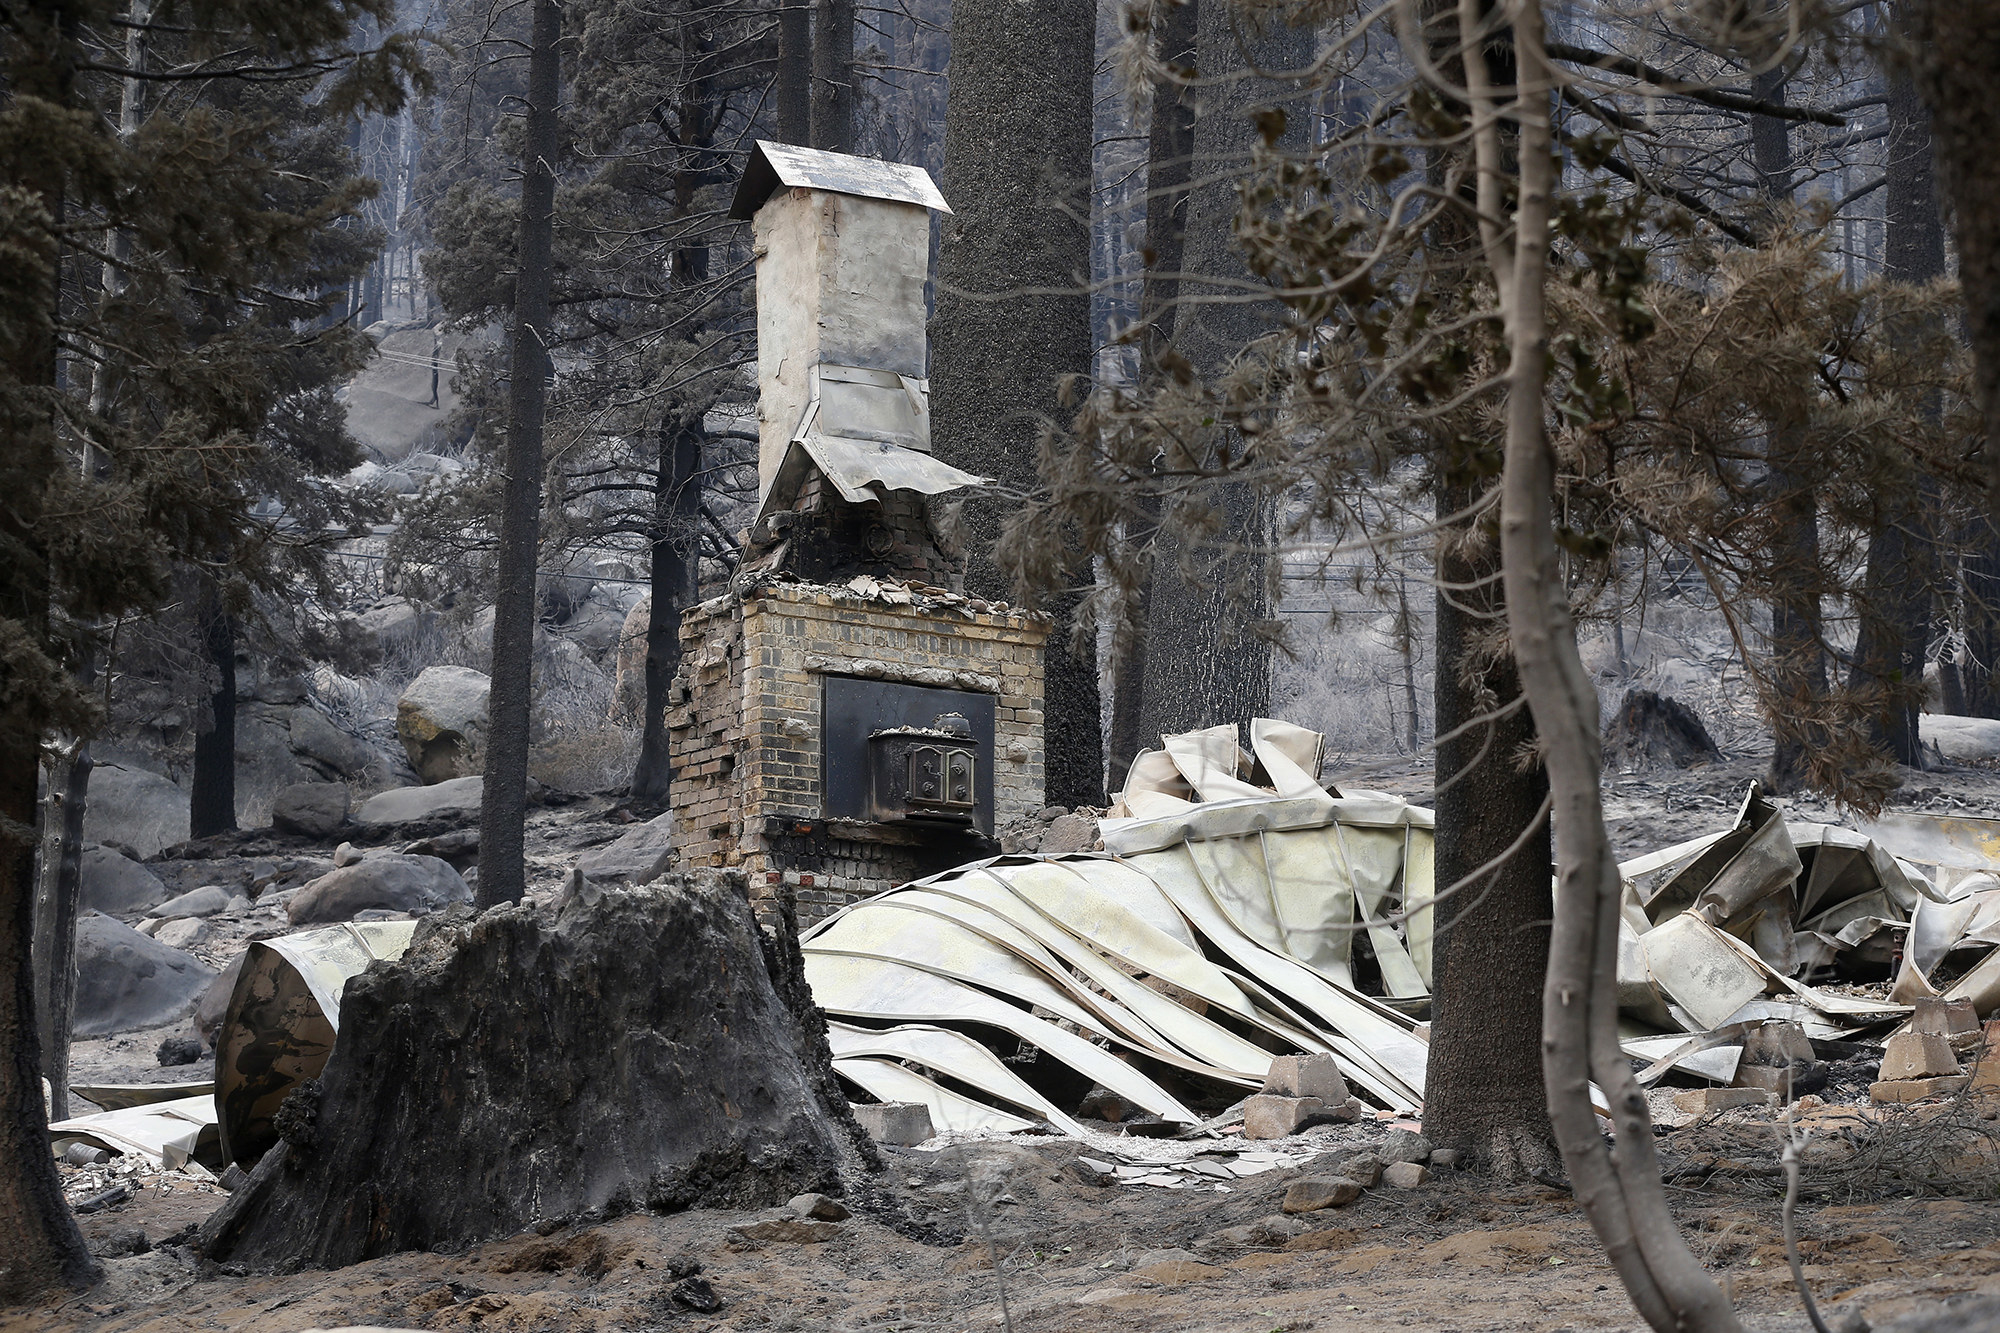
[1263,1053,1351,1104]
[1912,996,1980,1038]
[1282,1177,1361,1213]
[1870,1076,1969,1104]
[1382,1161,1430,1188]
[1242,1094,1324,1140]
[1740,1020,1816,1067]
[1672,1087,1773,1115]
[1881,1030,1960,1080]
[1734,1064,1819,1099]
[851,1101,935,1146]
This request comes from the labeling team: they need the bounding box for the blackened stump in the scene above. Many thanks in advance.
[199,872,871,1269]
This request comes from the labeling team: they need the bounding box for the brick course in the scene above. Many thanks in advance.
[668,577,1047,925]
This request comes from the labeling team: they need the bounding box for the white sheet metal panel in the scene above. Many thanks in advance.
[826,1022,1091,1135]
[49,1094,218,1169]
[800,951,1201,1122]
[1638,914,1770,1032]
[995,863,1244,1012]
[807,904,1130,1045]
[1117,845,1426,1107]
[927,873,1275,1079]
[833,1059,1035,1135]
[257,920,420,1029]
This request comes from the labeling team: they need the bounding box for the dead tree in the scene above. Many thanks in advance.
[1467,6,1744,1327]
[1108,0,1199,793]
[478,0,562,908]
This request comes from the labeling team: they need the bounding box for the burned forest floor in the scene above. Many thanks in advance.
[19,749,2000,1333]
[9,1114,2000,1333]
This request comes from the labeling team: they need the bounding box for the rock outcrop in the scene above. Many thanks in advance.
[79,845,170,915]
[354,775,484,828]
[82,763,189,860]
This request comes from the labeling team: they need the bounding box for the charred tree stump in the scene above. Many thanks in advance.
[200,872,875,1269]
[1604,690,1723,770]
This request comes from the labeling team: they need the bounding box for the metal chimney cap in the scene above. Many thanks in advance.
[730,140,952,221]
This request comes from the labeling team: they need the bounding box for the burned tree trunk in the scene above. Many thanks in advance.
[31,740,90,1126]
[630,424,700,807]
[931,0,1103,807]
[479,0,561,907]
[1108,0,1199,793]
[1134,2,1307,741]
[1850,51,1947,764]
[810,0,853,153]
[189,578,236,838]
[200,873,874,1269]
[1424,476,1557,1179]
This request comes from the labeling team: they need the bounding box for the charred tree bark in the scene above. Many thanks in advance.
[1108,0,1198,793]
[1903,2,2000,505]
[1424,478,1557,1178]
[631,424,700,807]
[1134,2,1307,742]
[1964,533,2000,718]
[1467,9,1742,1328]
[1412,0,1556,1183]
[31,740,90,1127]
[189,580,236,838]
[775,0,811,144]
[1850,55,1945,765]
[1751,67,1827,796]
[810,0,853,152]
[479,0,561,909]
[931,0,1103,806]
[199,874,872,1269]
[0,7,100,1304]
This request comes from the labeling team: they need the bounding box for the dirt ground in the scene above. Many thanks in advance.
[10,1107,2000,1333]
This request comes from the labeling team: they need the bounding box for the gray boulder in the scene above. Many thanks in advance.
[73,913,218,1036]
[82,763,189,860]
[355,775,483,827]
[287,705,374,779]
[155,885,232,920]
[576,812,674,886]
[340,596,432,664]
[79,845,169,916]
[193,953,246,1045]
[155,918,209,950]
[272,782,349,839]
[397,665,491,783]
[287,853,472,925]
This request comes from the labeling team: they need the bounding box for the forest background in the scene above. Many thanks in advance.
[8,0,2000,1328]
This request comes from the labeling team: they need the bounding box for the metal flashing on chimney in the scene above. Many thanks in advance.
[730,140,953,220]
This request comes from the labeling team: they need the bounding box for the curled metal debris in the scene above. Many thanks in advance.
[215,920,417,1167]
[803,720,1435,1129]
[808,723,2000,1137]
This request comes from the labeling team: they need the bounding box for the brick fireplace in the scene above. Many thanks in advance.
[666,142,1049,925]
